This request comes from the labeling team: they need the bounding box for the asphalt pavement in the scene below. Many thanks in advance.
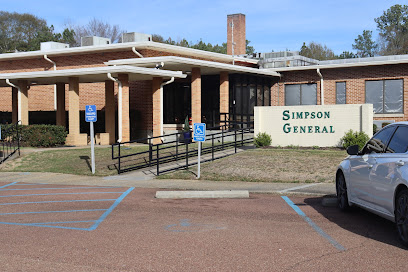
[0,170,336,196]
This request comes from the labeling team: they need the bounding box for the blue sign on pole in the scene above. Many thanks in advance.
[193,123,206,142]
[85,105,97,122]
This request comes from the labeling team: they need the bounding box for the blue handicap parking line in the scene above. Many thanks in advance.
[0,199,117,206]
[281,196,346,251]
[0,182,135,231]
[0,186,121,191]
[0,191,125,198]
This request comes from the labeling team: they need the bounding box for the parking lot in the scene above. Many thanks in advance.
[0,180,406,271]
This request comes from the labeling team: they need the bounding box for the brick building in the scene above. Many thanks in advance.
[1,13,407,146]
[0,14,278,145]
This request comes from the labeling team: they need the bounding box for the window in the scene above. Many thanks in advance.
[362,126,396,154]
[365,79,403,114]
[336,82,346,104]
[285,84,317,106]
[387,126,408,153]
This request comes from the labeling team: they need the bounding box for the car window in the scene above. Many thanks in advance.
[386,126,408,153]
[362,126,396,154]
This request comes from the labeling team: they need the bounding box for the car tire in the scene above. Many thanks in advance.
[395,189,408,247]
[336,172,350,211]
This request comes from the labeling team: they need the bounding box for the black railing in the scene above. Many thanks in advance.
[0,122,20,165]
[112,120,254,175]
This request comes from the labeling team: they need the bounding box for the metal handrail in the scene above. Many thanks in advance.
[112,120,253,175]
[0,122,21,165]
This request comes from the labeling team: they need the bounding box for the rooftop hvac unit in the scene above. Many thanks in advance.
[81,36,111,47]
[40,42,70,51]
[122,32,152,43]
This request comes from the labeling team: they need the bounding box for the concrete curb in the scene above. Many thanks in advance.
[155,190,250,199]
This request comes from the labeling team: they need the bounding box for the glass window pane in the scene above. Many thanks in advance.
[249,85,256,113]
[301,83,317,105]
[384,79,403,113]
[366,80,383,113]
[257,85,263,106]
[264,85,270,106]
[363,126,395,154]
[285,84,300,106]
[235,85,242,114]
[387,126,408,153]
[336,82,346,104]
[242,85,249,114]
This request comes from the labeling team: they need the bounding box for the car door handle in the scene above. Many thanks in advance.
[368,164,374,169]
[396,161,405,166]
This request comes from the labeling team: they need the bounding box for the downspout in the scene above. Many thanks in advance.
[132,47,143,58]
[160,76,174,138]
[44,55,57,110]
[317,68,324,105]
[277,74,282,106]
[107,73,123,143]
[6,79,21,123]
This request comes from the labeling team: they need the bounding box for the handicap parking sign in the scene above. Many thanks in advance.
[193,123,206,142]
[85,105,97,122]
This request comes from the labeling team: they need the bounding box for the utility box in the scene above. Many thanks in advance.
[40,42,70,51]
[122,32,152,43]
[81,36,111,47]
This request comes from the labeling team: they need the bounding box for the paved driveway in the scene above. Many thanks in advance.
[0,181,406,271]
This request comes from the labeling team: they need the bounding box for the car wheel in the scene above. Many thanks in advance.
[395,189,408,247]
[336,172,350,211]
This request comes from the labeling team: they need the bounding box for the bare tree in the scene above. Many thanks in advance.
[67,18,125,46]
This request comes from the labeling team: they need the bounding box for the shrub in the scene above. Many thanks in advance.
[20,125,67,147]
[254,132,272,148]
[0,124,67,147]
[340,130,369,150]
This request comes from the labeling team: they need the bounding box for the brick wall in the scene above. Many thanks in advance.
[227,14,246,56]
[274,64,408,121]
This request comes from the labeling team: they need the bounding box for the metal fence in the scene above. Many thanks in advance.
[0,123,20,165]
[112,121,254,175]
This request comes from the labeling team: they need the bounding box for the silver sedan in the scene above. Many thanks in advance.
[336,122,408,246]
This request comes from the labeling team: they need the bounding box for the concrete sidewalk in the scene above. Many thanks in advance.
[0,171,336,196]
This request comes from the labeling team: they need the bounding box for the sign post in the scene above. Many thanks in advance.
[85,105,97,174]
[193,123,206,179]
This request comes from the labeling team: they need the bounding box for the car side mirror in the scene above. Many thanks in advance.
[347,145,359,155]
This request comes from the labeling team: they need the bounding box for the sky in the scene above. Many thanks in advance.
[1,0,405,55]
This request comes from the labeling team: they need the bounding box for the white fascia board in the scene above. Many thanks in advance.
[105,56,280,77]
[271,58,408,72]
[0,65,187,80]
[0,41,258,64]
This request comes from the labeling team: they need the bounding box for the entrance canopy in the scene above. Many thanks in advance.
[0,65,187,86]
[105,56,281,77]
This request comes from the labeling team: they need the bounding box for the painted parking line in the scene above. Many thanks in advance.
[0,186,122,191]
[0,182,135,231]
[282,196,346,251]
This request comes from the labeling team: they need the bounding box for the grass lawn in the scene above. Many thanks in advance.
[157,148,347,183]
[0,145,149,176]
[0,145,348,183]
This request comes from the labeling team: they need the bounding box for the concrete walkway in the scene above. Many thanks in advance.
[0,171,336,196]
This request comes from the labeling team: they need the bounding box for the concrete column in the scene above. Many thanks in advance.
[191,67,201,124]
[12,87,17,124]
[152,77,162,144]
[118,74,130,142]
[105,80,116,144]
[18,80,29,125]
[66,77,87,146]
[56,82,66,128]
[220,71,229,126]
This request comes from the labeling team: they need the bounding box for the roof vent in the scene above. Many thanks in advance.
[122,32,152,43]
[81,36,111,47]
[40,42,69,51]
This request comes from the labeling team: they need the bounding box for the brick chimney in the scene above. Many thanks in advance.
[227,14,246,56]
